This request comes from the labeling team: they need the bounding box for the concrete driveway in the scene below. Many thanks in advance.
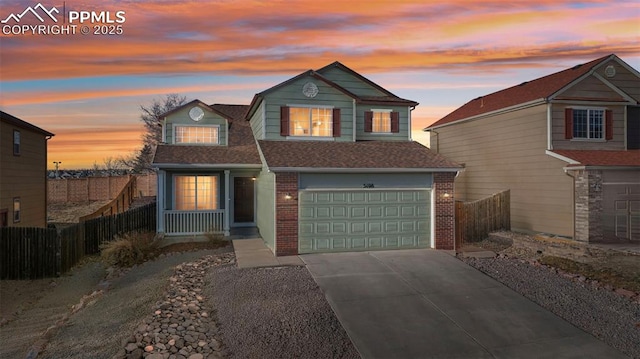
[302,249,626,359]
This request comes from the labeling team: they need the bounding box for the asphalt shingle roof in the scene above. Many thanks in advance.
[428,55,613,128]
[152,105,261,166]
[553,150,640,167]
[258,140,461,170]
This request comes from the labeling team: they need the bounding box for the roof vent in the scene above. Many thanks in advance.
[571,64,583,70]
[518,81,529,86]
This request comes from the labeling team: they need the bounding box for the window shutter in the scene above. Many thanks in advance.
[364,111,373,132]
[390,112,400,133]
[564,108,573,139]
[280,106,289,136]
[332,108,341,137]
[605,110,613,140]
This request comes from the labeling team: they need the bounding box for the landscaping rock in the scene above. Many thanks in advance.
[119,253,235,359]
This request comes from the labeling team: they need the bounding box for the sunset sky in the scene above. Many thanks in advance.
[1,0,639,169]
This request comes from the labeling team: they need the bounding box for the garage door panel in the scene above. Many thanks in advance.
[299,189,431,253]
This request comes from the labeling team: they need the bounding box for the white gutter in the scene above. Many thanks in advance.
[565,165,640,171]
[408,106,413,141]
[267,167,462,173]
[427,98,546,130]
[545,150,580,164]
[153,163,262,169]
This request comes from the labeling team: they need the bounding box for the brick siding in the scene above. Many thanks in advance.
[275,172,299,256]
[434,172,456,250]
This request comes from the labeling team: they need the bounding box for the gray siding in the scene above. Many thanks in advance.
[551,104,626,150]
[263,75,354,141]
[164,105,228,146]
[318,67,387,97]
[249,100,265,140]
[356,105,410,141]
[299,173,432,189]
[432,104,574,237]
[256,169,276,250]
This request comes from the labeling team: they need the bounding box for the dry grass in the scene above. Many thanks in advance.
[100,232,157,268]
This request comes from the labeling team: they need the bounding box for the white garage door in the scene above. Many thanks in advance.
[298,189,431,253]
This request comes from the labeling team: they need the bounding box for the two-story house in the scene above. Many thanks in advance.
[425,54,640,243]
[153,62,462,255]
[1,111,54,227]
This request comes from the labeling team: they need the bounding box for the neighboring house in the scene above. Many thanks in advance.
[153,62,462,255]
[426,54,640,243]
[0,111,54,228]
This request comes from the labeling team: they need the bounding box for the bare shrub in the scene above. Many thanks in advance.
[100,232,157,267]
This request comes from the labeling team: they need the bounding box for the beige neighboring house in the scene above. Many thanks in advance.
[0,111,54,227]
[426,54,640,243]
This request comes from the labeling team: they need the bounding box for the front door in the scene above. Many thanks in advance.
[234,177,255,223]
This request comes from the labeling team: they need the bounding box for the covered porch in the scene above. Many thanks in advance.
[156,166,260,237]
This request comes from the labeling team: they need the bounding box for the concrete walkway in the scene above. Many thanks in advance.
[232,239,303,268]
[302,250,626,359]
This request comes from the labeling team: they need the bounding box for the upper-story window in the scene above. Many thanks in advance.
[290,107,333,137]
[13,130,20,155]
[365,110,400,133]
[175,125,219,144]
[371,110,391,133]
[573,108,603,139]
[565,107,612,141]
[13,198,20,223]
[280,106,340,138]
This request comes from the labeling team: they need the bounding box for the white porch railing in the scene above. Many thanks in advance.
[164,210,225,235]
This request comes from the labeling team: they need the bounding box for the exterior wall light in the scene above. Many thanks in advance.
[284,193,292,200]
[442,192,451,199]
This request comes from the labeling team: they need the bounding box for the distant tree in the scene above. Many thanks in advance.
[122,94,187,172]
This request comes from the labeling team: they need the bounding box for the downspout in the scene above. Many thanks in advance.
[408,106,414,141]
[352,99,356,142]
[563,168,577,241]
[546,102,553,150]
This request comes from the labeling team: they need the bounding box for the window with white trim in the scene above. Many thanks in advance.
[573,108,604,139]
[289,107,333,137]
[13,198,20,223]
[174,175,218,210]
[372,110,391,133]
[175,126,219,144]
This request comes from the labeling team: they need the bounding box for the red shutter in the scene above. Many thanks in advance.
[332,108,341,137]
[390,112,400,133]
[564,108,573,139]
[605,110,613,140]
[280,106,289,136]
[364,111,373,132]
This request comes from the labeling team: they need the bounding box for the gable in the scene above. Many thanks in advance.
[163,102,228,145]
[593,59,640,102]
[317,66,388,97]
[553,74,627,102]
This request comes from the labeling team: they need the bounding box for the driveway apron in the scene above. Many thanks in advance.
[302,250,626,359]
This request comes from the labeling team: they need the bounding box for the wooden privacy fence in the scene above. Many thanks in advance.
[79,175,137,222]
[455,190,510,248]
[0,202,156,280]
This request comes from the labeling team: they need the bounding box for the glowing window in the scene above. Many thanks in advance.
[174,175,218,210]
[289,107,333,137]
[175,126,219,144]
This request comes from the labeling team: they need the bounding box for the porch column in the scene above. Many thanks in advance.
[157,170,165,233]
[224,170,230,236]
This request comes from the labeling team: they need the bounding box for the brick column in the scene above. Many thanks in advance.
[434,172,455,250]
[275,172,299,256]
[574,169,603,242]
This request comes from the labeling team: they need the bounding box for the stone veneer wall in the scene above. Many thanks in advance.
[274,172,299,256]
[434,172,456,250]
[574,169,603,242]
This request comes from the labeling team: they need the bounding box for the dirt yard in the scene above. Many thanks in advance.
[466,231,640,294]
